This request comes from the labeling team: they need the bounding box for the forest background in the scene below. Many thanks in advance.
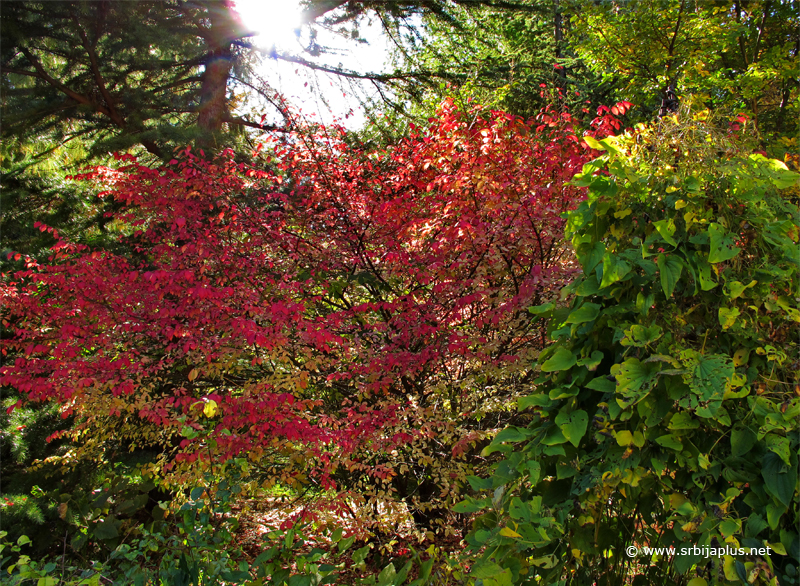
[0,1,798,585]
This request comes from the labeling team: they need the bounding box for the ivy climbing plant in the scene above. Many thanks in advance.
[463,108,800,586]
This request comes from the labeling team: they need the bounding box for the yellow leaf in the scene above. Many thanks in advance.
[609,224,626,239]
[530,554,556,568]
[499,526,522,538]
[687,578,707,586]
[633,431,645,448]
[203,400,218,418]
[669,493,689,509]
[722,556,738,581]
[733,348,750,367]
[615,430,633,446]
[768,542,787,555]
[681,520,699,532]
[188,368,199,381]
[614,208,632,219]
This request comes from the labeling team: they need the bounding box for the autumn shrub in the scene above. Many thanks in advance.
[0,100,608,534]
[462,107,800,585]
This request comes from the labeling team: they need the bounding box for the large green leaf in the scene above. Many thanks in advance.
[540,348,577,372]
[683,351,733,401]
[494,427,531,443]
[586,377,615,393]
[653,218,678,246]
[576,275,601,297]
[377,562,397,586]
[657,253,683,297]
[611,358,660,398]
[600,254,632,288]
[718,306,740,329]
[529,302,555,316]
[708,223,741,263]
[519,393,556,410]
[730,426,757,457]
[565,303,601,324]
[668,412,699,430]
[452,496,491,513]
[470,562,513,586]
[555,409,588,447]
[762,452,796,507]
[509,497,531,522]
[765,434,792,466]
[541,426,567,446]
[725,280,756,299]
[581,242,606,273]
[655,434,683,451]
[288,575,312,586]
[467,475,493,491]
[92,517,120,540]
[578,350,604,370]
[696,257,717,290]
[620,324,662,347]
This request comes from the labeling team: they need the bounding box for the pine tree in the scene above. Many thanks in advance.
[0,0,273,159]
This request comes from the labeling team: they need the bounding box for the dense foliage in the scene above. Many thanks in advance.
[368,0,607,121]
[2,1,798,584]
[465,108,800,585]
[1,101,601,538]
[570,0,799,142]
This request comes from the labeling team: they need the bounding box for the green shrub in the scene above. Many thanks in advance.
[1,469,441,586]
[463,109,799,586]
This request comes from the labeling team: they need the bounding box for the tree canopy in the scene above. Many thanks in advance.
[570,0,800,142]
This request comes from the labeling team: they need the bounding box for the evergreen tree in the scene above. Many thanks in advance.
[0,0,275,159]
[569,0,800,146]
[292,0,612,138]
[390,0,610,120]
[1,0,281,269]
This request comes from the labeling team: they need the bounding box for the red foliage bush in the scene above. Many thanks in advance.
[2,100,620,524]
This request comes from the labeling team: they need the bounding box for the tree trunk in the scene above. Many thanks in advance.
[198,0,237,135]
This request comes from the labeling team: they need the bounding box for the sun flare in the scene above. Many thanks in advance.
[232,0,303,53]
